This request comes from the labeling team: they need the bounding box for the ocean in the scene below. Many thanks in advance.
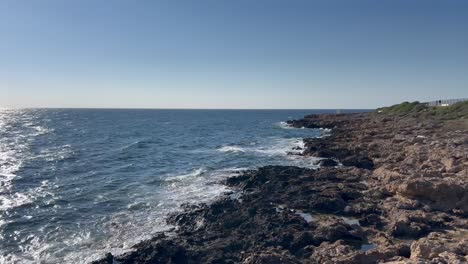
[0,109,366,263]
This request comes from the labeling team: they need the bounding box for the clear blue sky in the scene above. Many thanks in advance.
[1,0,467,109]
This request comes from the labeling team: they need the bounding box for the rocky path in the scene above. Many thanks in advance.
[94,112,468,264]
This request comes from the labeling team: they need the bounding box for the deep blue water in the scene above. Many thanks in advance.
[0,109,367,263]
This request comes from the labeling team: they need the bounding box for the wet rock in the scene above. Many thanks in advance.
[309,195,346,213]
[341,155,374,170]
[319,158,338,167]
[111,239,188,264]
[242,248,299,264]
[100,253,113,264]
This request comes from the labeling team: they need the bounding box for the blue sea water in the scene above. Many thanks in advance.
[0,109,366,263]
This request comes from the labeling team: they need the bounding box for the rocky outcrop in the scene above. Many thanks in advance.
[93,112,468,263]
[410,231,468,263]
[292,113,468,215]
[397,178,468,213]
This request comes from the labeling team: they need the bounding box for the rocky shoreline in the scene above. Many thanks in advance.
[94,111,468,264]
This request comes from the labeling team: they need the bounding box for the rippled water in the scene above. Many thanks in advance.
[0,109,364,263]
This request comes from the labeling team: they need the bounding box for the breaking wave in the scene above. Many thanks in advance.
[217,137,305,157]
[277,121,294,129]
[217,146,246,153]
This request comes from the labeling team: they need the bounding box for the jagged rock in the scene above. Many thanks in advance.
[318,158,338,167]
[385,210,447,239]
[410,231,468,263]
[242,248,299,264]
[310,240,355,263]
[398,179,468,213]
[342,155,375,170]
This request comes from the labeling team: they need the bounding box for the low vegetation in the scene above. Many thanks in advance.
[377,101,428,114]
[377,101,468,119]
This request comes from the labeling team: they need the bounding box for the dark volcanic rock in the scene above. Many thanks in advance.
[93,167,373,264]
[301,137,374,170]
[341,155,374,170]
[318,158,338,167]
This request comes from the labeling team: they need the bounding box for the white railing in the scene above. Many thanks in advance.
[426,98,468,107]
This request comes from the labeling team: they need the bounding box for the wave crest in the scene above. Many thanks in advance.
[217,146,246,153]
[277,121,294,129]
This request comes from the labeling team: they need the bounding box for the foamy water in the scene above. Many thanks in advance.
[0,110,55,215]
[0,109,366,263]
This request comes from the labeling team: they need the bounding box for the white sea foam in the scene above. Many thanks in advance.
[341,216,360,226]
[317,128,332,138]
[216,138,320,168]
[56,167,245,264]
[217,138,305,156]
[31,125,54,136]
[120,140,142,151]
[0,110,59,221]
[165,167,207,181]
[0,128,27,213]
[163,167,238,207]
[35,145,74,162]
[256,138,304,156]
[277,121,294,129]
[217,146,246,153]
[0,180,57,212]
[295,210,315,223]
[0,158,22,191]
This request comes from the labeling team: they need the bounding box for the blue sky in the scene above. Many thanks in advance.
[1,0,467,109]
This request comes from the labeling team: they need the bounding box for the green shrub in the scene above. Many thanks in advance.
[377,100,468,119]
[377,101,427,114]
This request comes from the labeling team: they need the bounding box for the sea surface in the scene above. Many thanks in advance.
[0,109,367,263]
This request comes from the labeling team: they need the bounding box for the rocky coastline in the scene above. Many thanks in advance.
[94,110,468,263]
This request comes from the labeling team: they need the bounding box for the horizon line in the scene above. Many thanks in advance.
[0,107,375,111]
